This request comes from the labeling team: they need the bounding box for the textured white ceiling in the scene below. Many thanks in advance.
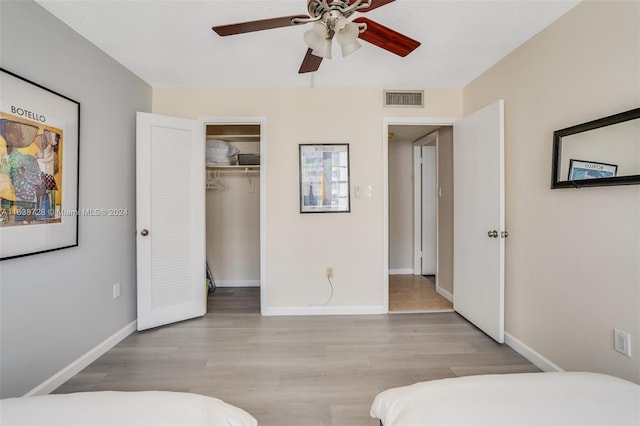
[34,0,580,87]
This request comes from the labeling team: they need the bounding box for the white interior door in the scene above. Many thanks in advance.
[453,100,505,343]
[136,112,206,331]
[421,145,437,275]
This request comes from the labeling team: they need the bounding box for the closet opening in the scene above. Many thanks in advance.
[205,123,262,313]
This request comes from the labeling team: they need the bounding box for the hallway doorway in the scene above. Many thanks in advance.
[387,121,455,313]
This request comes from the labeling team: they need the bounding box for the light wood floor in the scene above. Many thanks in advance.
[389,274,453,312]
[54,288,539,426]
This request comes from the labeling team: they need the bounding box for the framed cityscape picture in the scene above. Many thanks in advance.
[299,143,350,213]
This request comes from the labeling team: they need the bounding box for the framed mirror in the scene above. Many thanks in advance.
[551,107,640,188]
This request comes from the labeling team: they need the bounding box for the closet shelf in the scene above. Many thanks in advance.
[206,135,260,143]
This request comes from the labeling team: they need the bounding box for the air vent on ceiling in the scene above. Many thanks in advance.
[384,90,424,108]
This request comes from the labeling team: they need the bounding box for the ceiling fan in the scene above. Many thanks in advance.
[212,0,421,74]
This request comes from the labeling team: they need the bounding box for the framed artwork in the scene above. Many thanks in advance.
[299,144,350,213]
[0,68,80,260]
[568,159,617,181]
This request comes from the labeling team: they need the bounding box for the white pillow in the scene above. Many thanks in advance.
[371,372,640,426]
[1,391,257,426]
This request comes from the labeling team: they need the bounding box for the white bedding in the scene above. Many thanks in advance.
[0,391,257,426]
[370,372,640,426]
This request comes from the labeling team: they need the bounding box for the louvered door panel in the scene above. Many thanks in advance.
[136,113,205,330]
[150,127,193,308]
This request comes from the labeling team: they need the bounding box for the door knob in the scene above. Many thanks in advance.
[487,230,498,238]
[140,229,149,236]
[501,230,509,238]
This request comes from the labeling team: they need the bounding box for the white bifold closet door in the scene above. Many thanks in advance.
[136,112,206,331]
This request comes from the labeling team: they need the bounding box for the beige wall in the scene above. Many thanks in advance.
[464,0,639,382]
[153,87,461,311]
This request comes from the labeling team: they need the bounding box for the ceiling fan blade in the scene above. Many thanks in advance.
[298,49,323,74]
[213,15,309,36]
[352,17,420,57]
[351,0,396,12]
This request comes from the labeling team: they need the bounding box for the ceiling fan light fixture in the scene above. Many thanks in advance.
[336,21,362,57]
[313,38,333,59]
[339,39,361,57]
[304,22,332,59]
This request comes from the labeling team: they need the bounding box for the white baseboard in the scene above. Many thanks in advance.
[504,332,565,373]
[25,321,137,396]
[215,280,260,287]
[263,305,386,316]
[436,286,453,302]
[388,268,414,275]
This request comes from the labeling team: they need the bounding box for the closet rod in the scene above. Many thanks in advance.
[208,169,259,174]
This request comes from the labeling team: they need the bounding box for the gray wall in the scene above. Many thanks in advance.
[0,0,152,397]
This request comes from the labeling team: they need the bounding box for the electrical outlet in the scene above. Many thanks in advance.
[113,282,121,299]
[326,267,334,279]
[614,329,631,357]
